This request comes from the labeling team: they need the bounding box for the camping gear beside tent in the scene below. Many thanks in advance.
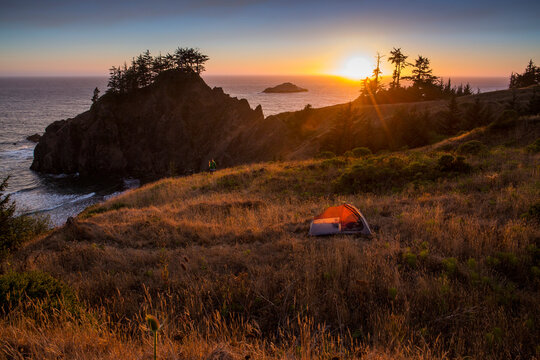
[309,204,372,236]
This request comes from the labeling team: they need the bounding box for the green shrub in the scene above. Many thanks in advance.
[321,157,347,168]
[526,138,540,153]
[489,110,519,129]
[1,176,49,260]
[438,155,472,173]
[442,257,458,275]
[457,140,486,155]
[402,249,417,268]
[522,203,540,223]
[352,147,372,157]
[316,151,336,159]
[0,271,78,314]
[335,153,471,194]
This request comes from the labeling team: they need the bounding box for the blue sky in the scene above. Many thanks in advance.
[0,0,539,76]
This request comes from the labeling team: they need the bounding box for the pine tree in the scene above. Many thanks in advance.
[509,59,539,88]
[91,87,100,103]
[107,66,120,93]
[388,48,409,88]
[372,52,384,91]
[463,83,472,96]
[439,96,460,134]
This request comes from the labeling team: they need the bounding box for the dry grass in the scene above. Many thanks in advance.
[1,118,539,359]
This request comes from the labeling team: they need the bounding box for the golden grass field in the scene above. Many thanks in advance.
[1,116,539,359]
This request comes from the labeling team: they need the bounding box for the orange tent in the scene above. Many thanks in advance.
[309,204,372,236]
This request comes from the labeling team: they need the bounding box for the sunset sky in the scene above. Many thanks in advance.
[0,0,539,77]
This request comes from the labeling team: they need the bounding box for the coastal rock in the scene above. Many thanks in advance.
[31,70,287,180]
[26,133,41,142]
[262,82,308,93]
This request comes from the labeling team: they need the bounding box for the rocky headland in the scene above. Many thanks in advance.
[31,70,289,180]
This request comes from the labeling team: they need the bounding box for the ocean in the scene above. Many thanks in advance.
[0,75,508,226]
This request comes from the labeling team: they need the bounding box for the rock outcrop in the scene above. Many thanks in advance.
[31,70,288,179]
[262,82,308,93]
[26,133,41,142]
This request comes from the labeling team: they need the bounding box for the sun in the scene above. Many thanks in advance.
[337,56,373,80]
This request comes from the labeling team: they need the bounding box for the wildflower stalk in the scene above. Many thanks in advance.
[146,314,160,360]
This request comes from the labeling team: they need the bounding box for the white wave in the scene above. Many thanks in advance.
[11,190,97,215]
[68,192,95,203]
[104,191,123,200]
[0,147,34,161]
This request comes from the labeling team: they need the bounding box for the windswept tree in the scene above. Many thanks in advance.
[107,66,121,93]
[388,48,409,88]
[509,59,539,88]
[91,87,100,103]
[106,47,210,94]
[403,55,439,99]
[406,55,438,86]
[372,52,384,91]
[194,50,210,74]
[135,50,154,87]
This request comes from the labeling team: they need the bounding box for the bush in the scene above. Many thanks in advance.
[489,110,519,130]
[522,202,540,223]
[438,155,472,173]
[316,151,336,159]
[335,153,472,193]
[457,140,486,155]
[526,138,540,153]
[1,176,49,260]
[352,147,372,157]
[321,157,347,168]
[442,257,458,275]
[0,271,78,314]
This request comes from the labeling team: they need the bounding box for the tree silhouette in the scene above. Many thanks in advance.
[509,59,539,88]
[403,55,439,99]
[92,87,100,103]
[107,66,121,93]
[372,52,384,91]
[405,55,437,86]
[135,50,153,87]
[106,47,210,94]
[388,48,409,88]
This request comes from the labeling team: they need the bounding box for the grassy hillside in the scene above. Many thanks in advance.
[1,115,539,359]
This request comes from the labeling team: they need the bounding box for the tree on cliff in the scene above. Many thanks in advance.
[174,48,209,74]
[92,87,100,103]
[135,50,154,87]
[509,60,539,88]
[388,48,409,88]
[107,47,210,93]
[403,55,439,99]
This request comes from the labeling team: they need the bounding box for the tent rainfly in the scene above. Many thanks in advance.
[309,204,372,236]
